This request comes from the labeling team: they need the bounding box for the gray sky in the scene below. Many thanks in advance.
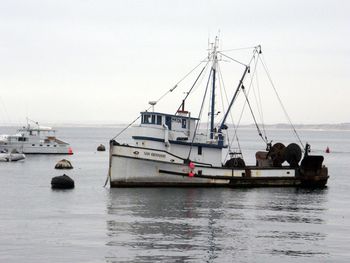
[0,0,349,125]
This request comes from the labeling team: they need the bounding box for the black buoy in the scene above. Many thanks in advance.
[55,159,73,169]
[51,174,75,189]
[97,144,106,151]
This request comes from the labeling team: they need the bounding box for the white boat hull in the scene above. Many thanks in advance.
[0,144,72,154]
[109,143,297,187]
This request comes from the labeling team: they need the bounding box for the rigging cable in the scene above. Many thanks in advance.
[242,85,268,144]
[175,60,210,114]
[258,54,304,148]
[112,57,208,140]
[218,52,247,67]
[187,67,213,160]
[220,46,260,52]
[217,62,243,161]
[254,58,268,138]
[231,52,268,145]
[250,55,268,141]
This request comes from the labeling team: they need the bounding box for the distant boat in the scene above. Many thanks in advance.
[0,119,73,154]
[0,149,25,162]
[108,38,329,188]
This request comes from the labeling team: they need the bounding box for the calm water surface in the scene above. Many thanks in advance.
[0,126,349,262]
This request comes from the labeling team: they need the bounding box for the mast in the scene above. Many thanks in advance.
[210,37,219,140]
[217,47,260,146]
[219,65,249,132]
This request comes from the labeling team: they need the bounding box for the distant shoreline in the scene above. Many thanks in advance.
[1,122,350,131]
[238,123,350,131]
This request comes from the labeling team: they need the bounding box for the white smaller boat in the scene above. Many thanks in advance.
[0,149,25,162]
[0,119,73,154]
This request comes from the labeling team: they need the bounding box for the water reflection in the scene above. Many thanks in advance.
[105,188,329,262]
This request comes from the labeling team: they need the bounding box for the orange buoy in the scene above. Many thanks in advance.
[188,161,195,177]
[325,146,330,153]
[68,147,73,155]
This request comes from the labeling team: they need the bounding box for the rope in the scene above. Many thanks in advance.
[158,57,208,104]
[111,57,207,140]
[250,56,268,141]
[187,68,213,159]
[242,85,268,144]
[230,52,268,146]
[175,61,209,114]
[227,51,267,142]
[220,46,259,52]
[217,62,243,161]
[254,60,268,139]
[218,52,247,67]
[259,54,304,148]
[111,115,141,140]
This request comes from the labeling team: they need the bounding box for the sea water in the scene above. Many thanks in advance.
[0,126,349,262]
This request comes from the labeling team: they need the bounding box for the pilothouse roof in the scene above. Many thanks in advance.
[140,111,199,120]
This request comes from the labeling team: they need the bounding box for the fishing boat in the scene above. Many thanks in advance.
[108,38,328,188]
[0,119,73,154]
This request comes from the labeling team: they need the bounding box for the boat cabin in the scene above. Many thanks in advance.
[140,111,198,133]
[18,125,55,137]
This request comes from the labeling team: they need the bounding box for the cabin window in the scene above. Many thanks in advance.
[165,116,172,130]
[32,144,35,146]
[54,145,57,147]
[182,119,187,129]
[47,145,50,147]
[40,144,43,146]
[143,114,151,124]
[198,146,202,155]
[151,115,156,124]
[156,115,162,125]
[18,137,27,142]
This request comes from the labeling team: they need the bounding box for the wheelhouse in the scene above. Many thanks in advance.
[140,111,198,132]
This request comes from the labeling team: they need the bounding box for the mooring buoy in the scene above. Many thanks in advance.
[51,174,75,189]
[55,159,73,169]
[97,144,106,151]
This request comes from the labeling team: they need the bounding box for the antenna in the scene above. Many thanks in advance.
[148,101,157,112]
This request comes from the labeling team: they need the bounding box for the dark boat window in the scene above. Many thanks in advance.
[143,114,151,124]
[151,115,156,124]
[32,144,35,146]
[182,119,187,129]
[18,137,27,142]
[165,116,172,130]
[156,115,162,125]
[198,146,202,155]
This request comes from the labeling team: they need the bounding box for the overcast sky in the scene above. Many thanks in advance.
[0,0,349,125]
